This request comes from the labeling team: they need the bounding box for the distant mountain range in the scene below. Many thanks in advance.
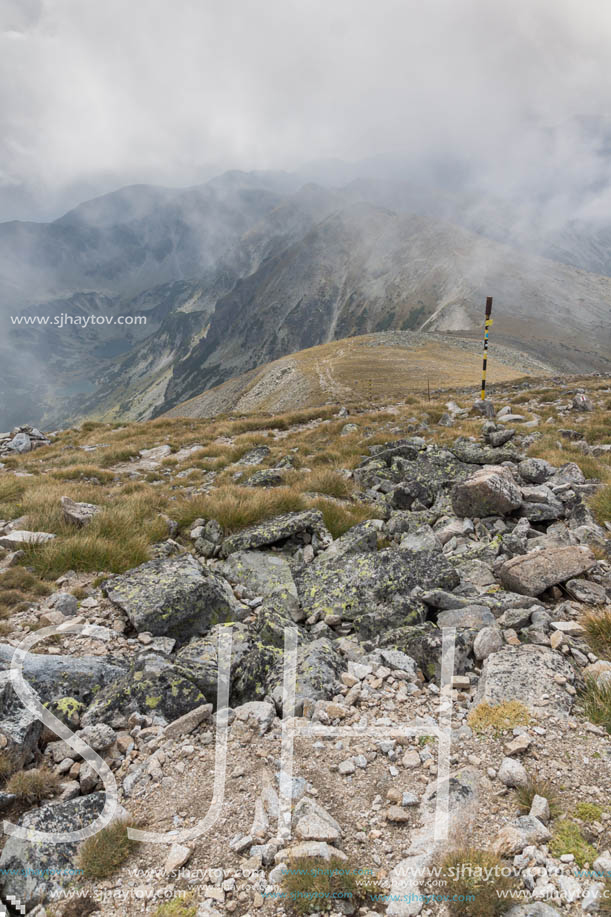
[1,167,610,429]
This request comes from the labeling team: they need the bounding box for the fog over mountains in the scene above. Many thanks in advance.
[0,162,610,429]
[2,1,611,428]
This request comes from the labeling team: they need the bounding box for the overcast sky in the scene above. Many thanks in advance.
[2,0,611,220]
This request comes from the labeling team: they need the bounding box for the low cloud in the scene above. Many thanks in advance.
[1,0,611,219]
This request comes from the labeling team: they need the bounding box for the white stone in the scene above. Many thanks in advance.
[164,843,192,874]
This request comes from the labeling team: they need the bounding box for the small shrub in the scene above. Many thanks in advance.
[60,895,98,916]
[77,819,139,878]
[0,568,52,595]
[574,802,604,823]
[0,590,32,615]
[433,847,517,916]
[280,856,382,915]
[582,677,611,734]
[549,819,598,867]
[582,609,611,660]
[514,777,561,819]
[0,750,19,782]
[6,768,60,803]
[467,701,531,735]
[153,895,198,917]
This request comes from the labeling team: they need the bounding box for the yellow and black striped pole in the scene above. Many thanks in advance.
[481,296,493,400]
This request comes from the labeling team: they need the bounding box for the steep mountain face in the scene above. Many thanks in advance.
[0,172,296,310]
[2,168,611,430]
[159,204,611,414]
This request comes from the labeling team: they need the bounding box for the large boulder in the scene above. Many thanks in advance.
[220,510,331,556]
[451,468,522,517]
[0,645,125,708]
[355,443,471,500]
[220,551,297,598]
[379,623,475,680]
[103,554,245,644]
[6,431,32,453]
[61,495,100,527]
[474,645,575,715]
[268,637,344,714]
[81,661,205,726]
[499,545,596,596]
[451,437,522,465]
[297,548,458,626]
[0,673,43,767]
[174,623,252,707]
[0,530,55,548]
[0,793,106,906]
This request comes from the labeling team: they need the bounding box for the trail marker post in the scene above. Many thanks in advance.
[481,296,493,400]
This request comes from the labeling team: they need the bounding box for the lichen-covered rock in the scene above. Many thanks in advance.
[499,545,596,595]
[436,605,496,629]
[221,510,331,557]
[268,637,344,713]
[81,662,205,726]
[0,645,125,707]
[0,673,42,767]
[61,495,100,527]
[297,548,458,625]
[355,443,470,500]
[244,469,285,487]
[379,622,474,680]
[451,437,522,465]
[475,645,575,715]
[220,551,297,598]
[518,458,553,484]
[355,597,428,642]
[324,520,380,558]
[451,468,522,517]
[174,622,252,707]
[254,592,301,648]
[519,485,564,522]
[0,793,106,906]
[103,554,245,643]
[238,445,271,465]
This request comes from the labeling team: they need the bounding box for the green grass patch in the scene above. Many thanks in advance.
[549,819,598,867]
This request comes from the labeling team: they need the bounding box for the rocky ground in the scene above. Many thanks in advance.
[0,376,609,917]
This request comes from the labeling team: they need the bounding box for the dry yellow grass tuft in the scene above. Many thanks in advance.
[77,819,139,879]
[581,608,611,660]
[6,767,60,803]
[467,701,531,735]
